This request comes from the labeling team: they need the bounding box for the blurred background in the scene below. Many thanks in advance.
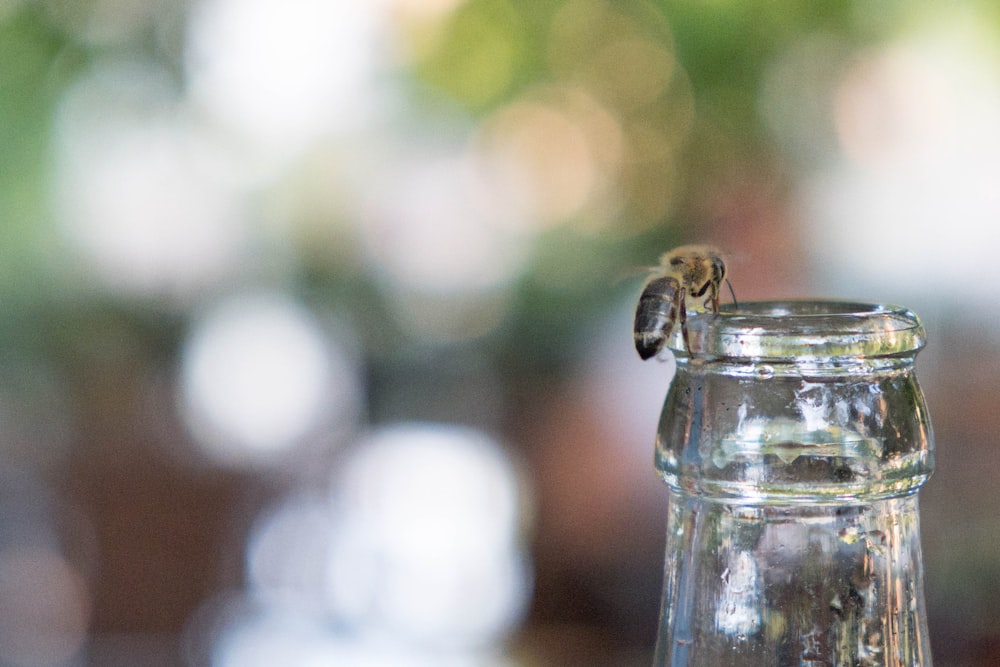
[1,0,999,665]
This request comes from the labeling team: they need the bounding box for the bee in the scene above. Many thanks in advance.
[633,244,729,359]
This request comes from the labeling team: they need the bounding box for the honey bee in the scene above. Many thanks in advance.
[633,244,729,359]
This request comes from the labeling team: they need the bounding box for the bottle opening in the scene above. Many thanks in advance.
[673,300,925,361]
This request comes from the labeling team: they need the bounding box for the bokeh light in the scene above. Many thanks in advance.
[360,146,530,293]
[178,292,361,467]
[245,494,333,606]
[547,0,675,113]
[473,87,623,228]
[359,140,531,342]
[412,0,525,111]
[192,422,531,664]
[185,0,384,165]
[200,597,516,667]
[52,61,250,301]
[544,0,691,228]
[326,422,531,649]
[0,468,93,667]
[0,548,90,667]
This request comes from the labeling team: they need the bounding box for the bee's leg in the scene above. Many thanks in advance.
[678,295,691,355]
[709,283,720,313]
[709,255,726,312]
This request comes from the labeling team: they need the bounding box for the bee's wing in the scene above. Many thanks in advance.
[614,264,660,287]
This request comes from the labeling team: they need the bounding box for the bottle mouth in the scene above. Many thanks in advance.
[673,300,926,361]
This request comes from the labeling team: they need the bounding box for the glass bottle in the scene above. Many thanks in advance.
[652,301,933,667]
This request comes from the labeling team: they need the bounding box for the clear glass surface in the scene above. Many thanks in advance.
[653,301,933,667]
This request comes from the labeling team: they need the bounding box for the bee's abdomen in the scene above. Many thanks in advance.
[633,275,680,360]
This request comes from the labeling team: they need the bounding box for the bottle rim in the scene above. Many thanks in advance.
[674,300,925,360]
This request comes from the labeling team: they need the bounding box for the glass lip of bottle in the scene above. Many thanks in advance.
[671,300,925,361]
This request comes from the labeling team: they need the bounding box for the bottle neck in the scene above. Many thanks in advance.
[656,357,934,504]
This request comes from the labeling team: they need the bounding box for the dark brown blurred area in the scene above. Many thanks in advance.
[1,1,999,665]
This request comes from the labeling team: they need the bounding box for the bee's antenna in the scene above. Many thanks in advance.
[725,278,738,309]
